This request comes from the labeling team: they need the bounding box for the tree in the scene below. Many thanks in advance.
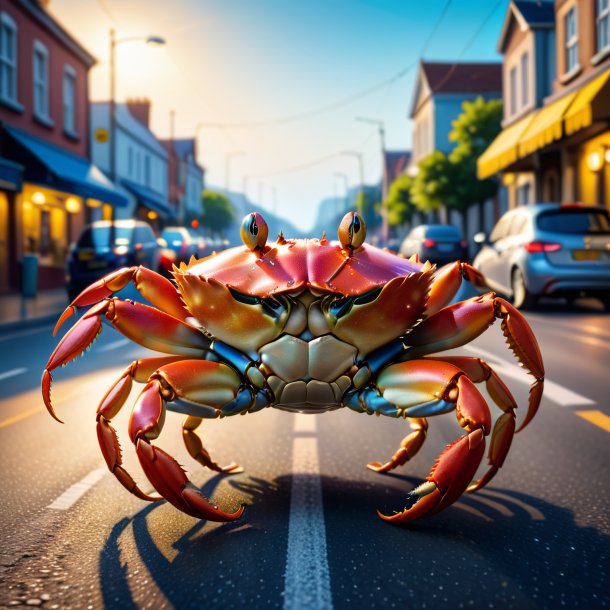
[449,97,503,232]
[384,174,416,228]
[201,189,236,236]
[355,187,382,230]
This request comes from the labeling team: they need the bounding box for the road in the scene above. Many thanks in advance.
[0,290,609,609]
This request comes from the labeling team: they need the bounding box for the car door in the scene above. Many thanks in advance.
[476,214,514,291]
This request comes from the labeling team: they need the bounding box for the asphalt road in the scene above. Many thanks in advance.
[0,289,608,609]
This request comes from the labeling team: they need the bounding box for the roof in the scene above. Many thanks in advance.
[158,138,205,174]
[498,0,555,53]
[421,61,503,95]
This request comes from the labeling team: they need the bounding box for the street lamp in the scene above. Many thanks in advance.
[225,151,245,191]
[108,29,166,187]
[341,151,364,200]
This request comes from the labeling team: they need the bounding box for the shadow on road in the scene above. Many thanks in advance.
[98,473,609,609]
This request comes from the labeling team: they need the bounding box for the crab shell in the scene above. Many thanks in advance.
[173,214,432,356]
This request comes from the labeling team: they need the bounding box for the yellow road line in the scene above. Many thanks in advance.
[0,406,44,429]
[575,410,610,433]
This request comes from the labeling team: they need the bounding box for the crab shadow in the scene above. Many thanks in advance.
[98,471,609,609]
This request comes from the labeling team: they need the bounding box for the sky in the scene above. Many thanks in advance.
[49,0,509,231]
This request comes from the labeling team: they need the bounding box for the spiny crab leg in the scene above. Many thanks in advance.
[405,293,544,433]
[42,299,210,421]
[128,360,249,521]
[374,360,490,522]
[54,266,190,335]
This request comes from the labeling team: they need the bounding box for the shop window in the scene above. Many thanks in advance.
[0,12,17,105]
[517,182,531,206]
[564,7,579,74]
[597,0,610,54]
[22,196,68,267]
[33,40,50,121]
[63,65,77,136]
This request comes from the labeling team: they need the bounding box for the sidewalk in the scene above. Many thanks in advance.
[0,288,68,333]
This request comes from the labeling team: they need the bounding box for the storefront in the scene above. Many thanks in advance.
[0,125,127,292]
[122,178,174,233]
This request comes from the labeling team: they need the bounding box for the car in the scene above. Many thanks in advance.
[399,224,469,265]
[66,220,163,300]
[472,203,610,310]
[158,227,212,276]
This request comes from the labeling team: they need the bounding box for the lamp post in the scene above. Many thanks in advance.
[356,116,387,243]
[333,172,349,215]
[108,29,165,191]
[224,151,245,191]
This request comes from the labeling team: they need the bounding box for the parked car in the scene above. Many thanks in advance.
[66,220,163,300]
[158,227,212,276]
[472,203,610,310]
[400,224,469,265]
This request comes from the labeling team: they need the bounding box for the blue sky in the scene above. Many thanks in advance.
[50,0,509,231]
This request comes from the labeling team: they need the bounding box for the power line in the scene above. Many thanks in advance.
[94,0,119,24]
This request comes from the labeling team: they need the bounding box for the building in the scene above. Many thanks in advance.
[90,98,172,231]
[408,60,503,236]
[160,136,205,225]
[478,0,610,211]
[0,0,127,293]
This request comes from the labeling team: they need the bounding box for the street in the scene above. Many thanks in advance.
[0,288,608,610]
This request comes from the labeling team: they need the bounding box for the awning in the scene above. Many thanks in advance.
[564,69,610,136]
[5,126,128,206]
[0,157,23,191]
[121,179,173,218]
[477,113,536,179]
[518,92,578,158]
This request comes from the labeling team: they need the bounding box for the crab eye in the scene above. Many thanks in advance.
[338,212,366,250]
[240,212,268,251]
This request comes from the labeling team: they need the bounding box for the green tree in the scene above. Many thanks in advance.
[384,174,416,228]
[449,97,503,232]
[201,189,236,235]
[355,188,382,230]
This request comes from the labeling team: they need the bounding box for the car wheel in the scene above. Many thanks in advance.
[511,268,537,310]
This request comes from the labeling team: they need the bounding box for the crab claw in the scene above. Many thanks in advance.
[378,429,485,523]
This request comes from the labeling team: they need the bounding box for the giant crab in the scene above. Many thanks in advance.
[42,212,544,523]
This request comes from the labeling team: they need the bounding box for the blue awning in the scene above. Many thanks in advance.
[0,157,23,191]
[5,126,128,207]
[121,179,173,218]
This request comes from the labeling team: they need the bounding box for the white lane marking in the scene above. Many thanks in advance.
[47,468,107,510]
[283,415,333,610]
[0,325,53,343]
[293,413,317,434]
[0,367,27,381]
[98,338,130,352]
[463,345,595,407]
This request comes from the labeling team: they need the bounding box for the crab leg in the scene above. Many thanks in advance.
[405,293,544,432]
[373,359,490,522]
[183,416,244,474]
[128,360,255,520]
[366,418,428,473]
[42,299,210,421]
[54,266,190,335]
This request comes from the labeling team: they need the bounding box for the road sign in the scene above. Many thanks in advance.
[94,128,109,143]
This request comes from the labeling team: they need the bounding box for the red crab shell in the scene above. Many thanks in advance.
[183,237,422,297]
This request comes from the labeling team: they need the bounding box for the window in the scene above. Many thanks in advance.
[62,65,76,135]
[0,13,17,104]
[128,147,133,176]
[509,67,517,115]
[33,41,50,120]
[597,0,610,54]
[144,156,151,187]
[564,7,578,74]
[516,182,531,206]
[521,53,529,107]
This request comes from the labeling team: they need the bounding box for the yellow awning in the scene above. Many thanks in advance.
[477,113,536,179]
[518,92,578,158]
[564,70,610,136]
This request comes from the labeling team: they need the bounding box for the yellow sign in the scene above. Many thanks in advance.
[94,128,109,143]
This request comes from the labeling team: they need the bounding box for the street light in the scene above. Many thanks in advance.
[225,151,245,191]
[108,29,166,186]
[341,151,364,200]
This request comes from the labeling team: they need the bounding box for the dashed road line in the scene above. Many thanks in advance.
[47,468,107,510]
[283,414,333,610]
[463,345,594,407]
[575,410,610,433]
[98,338,130,352]
[0,325,53,343]
[0,367,27,381]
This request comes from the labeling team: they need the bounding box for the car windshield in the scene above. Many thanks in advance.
[162,230,186,242]
[77,226,134,249]
[537,209,610,234]
[426,226,462,239]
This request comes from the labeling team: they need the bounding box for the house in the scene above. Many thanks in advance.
[478,0,610,211]
[90,98,172,231]
[0,0,127,292]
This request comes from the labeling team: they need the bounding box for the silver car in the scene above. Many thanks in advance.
[473,203,610,310]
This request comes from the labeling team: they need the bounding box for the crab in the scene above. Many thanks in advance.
[42,211,544,523]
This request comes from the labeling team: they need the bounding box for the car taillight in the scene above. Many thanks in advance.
[524,241,562,253]
[180,242,188,257]
[113,245,128,256]
[135,243,143,251]
[460,240,468,248]
[423,239,437,248]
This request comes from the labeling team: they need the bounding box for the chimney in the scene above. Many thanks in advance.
[126,98,151,128]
